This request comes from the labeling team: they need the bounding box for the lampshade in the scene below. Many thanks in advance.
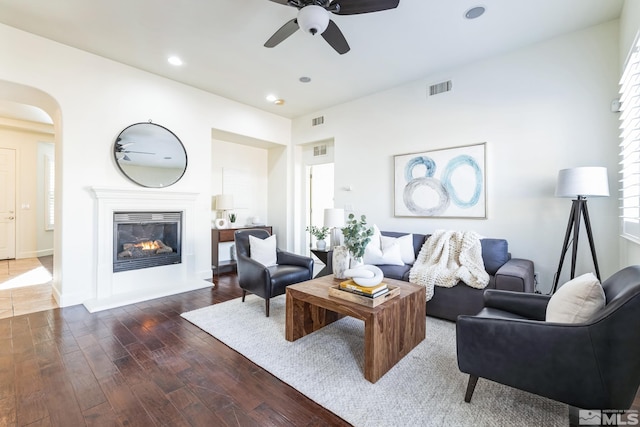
[555,167,610,198]
[297,5,329,35]
[215,194,234,210]
[324,208,344,228]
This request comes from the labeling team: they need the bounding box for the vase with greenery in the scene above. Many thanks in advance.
[306,225,329,249]
[341,213,374,265]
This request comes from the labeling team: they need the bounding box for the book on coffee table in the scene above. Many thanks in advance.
[339,279,387,295]
[329,284,400,308]
[339,286,389,299]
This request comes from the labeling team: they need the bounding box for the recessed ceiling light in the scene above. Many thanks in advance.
[299,76,312,83]
[266,94,285,105]
[168,56,183,66]
[464,6,485,20]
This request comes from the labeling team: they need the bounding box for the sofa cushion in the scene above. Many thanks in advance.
[480,239,510,275]
[364,225,404,266]
[380,231,428,260]
[377,264,412,281]
[381,234,416,264]
[546,272,605,323]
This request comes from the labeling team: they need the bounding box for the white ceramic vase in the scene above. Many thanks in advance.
[316,239,327,250]
[332,245,350,279]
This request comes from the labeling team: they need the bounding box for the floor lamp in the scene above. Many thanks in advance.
[552,167,609,294]
[324,208,345,249]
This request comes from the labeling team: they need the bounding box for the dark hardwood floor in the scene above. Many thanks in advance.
[3,271,639,426]
[0,274,349,426]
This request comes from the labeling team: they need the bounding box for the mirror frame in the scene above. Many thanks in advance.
[113,122,188,188]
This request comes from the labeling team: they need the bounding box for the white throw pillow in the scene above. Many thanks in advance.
[546,272,605,323]
[381,234,415,264]
[363,225,404,266]
[249,234,277,267]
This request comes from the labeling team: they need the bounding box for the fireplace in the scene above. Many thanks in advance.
[113,211,182,272]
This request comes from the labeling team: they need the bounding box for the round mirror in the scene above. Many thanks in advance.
[114,122,187,188]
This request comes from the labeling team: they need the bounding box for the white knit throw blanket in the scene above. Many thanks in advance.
[409,230,490,301]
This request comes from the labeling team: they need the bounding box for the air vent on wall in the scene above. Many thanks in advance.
[428,80,452,97]
[313,145,327,157]
[312,116,325,126]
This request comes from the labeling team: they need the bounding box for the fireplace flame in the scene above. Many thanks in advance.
[136,240,160,251]
[118,239,173,259]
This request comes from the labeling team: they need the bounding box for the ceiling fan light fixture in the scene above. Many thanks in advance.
[297,5,329,35]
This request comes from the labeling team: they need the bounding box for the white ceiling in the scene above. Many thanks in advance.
[0,0,624,120]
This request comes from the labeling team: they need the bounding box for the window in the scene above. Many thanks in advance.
[619,34,640,243]
[45,155,54,230]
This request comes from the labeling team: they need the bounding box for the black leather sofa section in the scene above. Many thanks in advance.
[377,231,535,321]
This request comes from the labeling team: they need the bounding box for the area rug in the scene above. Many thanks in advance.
[181,295,567,427]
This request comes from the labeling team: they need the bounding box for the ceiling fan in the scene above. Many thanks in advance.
[115,141,155,161]
[264,0,400,54]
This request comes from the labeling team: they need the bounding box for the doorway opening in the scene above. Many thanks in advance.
[0,81,58,319]
[306,162,335,249]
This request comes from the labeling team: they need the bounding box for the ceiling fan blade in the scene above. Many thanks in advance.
[264,19,299,48]
[332,0,400,15]
[321,20,350,54]
[266,0,290,5]
[124,150,155,155]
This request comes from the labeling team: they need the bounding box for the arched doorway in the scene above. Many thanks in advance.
[0,80,62,318]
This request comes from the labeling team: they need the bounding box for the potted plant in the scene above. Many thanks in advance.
[341,213,374,266]
[229,213,237,224]
[306,225,329,250]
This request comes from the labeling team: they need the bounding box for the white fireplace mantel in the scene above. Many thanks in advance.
[86,186,208,312]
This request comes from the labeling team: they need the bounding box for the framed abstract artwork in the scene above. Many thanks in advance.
[394,143,486,218]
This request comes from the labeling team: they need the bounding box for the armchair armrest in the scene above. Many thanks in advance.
[277,250,314,271]
[483,289,550,320]
[494,258,534,292]
[456,316,603,408]
[236,254,270,292]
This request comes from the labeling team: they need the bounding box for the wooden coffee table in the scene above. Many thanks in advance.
[285,275,426,383]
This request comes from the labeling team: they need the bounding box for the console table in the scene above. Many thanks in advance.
[212,226,272,277]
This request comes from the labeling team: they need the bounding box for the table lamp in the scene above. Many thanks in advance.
[215,194,234,226]
[324,208,344,249]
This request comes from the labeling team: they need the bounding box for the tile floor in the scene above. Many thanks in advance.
[0,257,57,319]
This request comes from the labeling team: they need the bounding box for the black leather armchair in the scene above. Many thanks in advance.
[235,229,313,317]
[456,265,640,410]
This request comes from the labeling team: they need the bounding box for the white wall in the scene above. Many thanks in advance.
[0,23,291,307]
[292,21,621,293]
[211,139,271,262]
[211,139,269,228]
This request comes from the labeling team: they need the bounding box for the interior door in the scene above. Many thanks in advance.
[0,148,16,260]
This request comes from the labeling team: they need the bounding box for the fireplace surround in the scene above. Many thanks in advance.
[88,187,207,313]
